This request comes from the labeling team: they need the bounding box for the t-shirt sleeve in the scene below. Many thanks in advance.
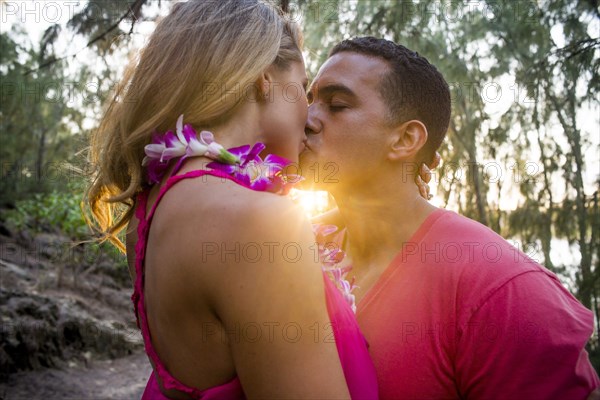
[455,270,600,399]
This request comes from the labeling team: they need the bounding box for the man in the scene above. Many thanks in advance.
[300,36,599,399]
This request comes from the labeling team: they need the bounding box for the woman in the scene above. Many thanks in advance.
[86,1,430,398]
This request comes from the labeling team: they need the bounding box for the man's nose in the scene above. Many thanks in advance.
[305,104,322,136]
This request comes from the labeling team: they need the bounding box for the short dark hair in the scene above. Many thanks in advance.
[329,37,451,164]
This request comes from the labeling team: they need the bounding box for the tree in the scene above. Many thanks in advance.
[2,0,597,367]
[295,0,599,362]
[0,26,86,204]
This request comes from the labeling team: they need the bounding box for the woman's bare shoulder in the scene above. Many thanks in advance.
[162,177,308,241]
[123,177,309,277]
[150,176,322,309]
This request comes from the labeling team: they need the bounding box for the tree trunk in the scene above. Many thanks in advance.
[547,89,592,309]
[36,128,48,183]
[280,0,289,12]
[455,96,488,226]
[534,101,555,270]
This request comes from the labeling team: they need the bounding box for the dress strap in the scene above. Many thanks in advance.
[132,168,248,398]
[146,169,250,222]
[133,168,247,326]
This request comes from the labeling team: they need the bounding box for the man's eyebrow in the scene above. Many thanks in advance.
[307,83,357,101]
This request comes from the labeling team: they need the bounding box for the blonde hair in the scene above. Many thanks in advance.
[85,0,303,251]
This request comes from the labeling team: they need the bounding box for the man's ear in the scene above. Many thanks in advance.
[387,120,428,161]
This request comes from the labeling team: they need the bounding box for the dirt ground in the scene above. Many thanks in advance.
[0,222,152,400]
[0,351,151,400]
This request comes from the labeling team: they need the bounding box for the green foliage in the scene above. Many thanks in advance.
[1,0,597,349]
[0,26,89,205]
[1,182,127,270]
[3,184,88,239]
[299,0,598,282]
[295,0,599,357]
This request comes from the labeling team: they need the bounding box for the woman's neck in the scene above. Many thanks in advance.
[209,103,262,150]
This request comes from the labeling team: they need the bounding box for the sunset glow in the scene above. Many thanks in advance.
[290,189,331,218]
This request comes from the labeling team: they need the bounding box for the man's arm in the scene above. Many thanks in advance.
[455,270,599,399]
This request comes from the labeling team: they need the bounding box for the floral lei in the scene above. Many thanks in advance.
[143,115,358,312]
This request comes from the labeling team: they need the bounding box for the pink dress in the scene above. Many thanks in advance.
[132,169,379,399]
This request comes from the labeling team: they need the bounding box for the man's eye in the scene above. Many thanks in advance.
[329,104,347,112]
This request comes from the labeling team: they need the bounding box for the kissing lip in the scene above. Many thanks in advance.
[298,141,307,154]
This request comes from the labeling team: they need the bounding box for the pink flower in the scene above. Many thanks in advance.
[143,115,240,183]
[207,143,295,194]
[313,223,357,312]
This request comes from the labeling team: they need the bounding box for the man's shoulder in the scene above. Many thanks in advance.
[414,209,542,271]
[406,209,557,313]
[428,209,504,242]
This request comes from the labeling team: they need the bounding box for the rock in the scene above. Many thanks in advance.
[33,233,71,262]
[0,259,29,279]
[0,219,141,382]
[0,351,151,399]
[0,222,11,238]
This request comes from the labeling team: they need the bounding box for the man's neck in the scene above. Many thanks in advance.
[333,178,437,292]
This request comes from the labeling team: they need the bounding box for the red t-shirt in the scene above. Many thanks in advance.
[357,209,599,399]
